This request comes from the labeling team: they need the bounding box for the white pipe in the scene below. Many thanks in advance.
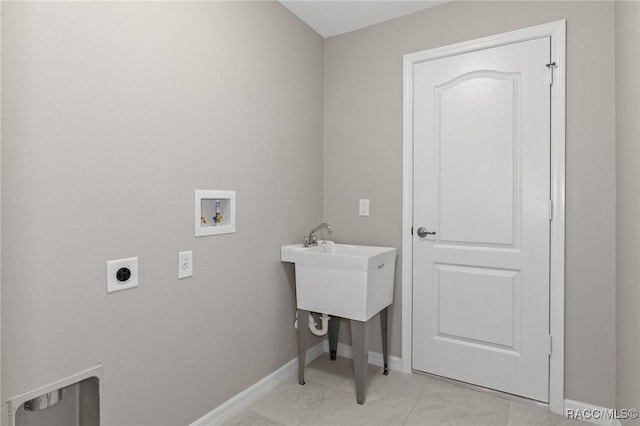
[294,311,331,337]
[308,313,330,336]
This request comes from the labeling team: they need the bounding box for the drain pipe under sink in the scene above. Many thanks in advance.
[294,311,330,336]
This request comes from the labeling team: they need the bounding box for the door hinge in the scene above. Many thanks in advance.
[546,62,557,85]
[547,334,553,356]
[548,200,553,221]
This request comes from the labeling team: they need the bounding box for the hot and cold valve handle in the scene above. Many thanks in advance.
[417,227,436,238]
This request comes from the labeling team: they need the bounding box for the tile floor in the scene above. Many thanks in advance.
[227,356,587,426]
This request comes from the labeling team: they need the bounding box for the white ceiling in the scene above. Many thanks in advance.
[279,1,447,38]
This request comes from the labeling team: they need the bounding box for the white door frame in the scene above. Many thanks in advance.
[401,20,566,414]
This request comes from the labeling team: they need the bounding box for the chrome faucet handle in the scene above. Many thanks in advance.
[305,223,331,247]
[303,235,310,247]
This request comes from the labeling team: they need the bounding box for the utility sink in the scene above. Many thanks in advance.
[281,241,397,321]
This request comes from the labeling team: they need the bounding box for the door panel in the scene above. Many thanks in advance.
[438,72,518,246]
[437,265,518,348]
[412,37,551,402]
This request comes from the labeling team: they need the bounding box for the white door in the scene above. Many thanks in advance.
[412,37,551,402]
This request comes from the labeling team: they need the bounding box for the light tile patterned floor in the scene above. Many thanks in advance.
[227,356,586,426]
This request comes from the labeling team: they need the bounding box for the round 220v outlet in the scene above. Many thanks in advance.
[106,257,138,293]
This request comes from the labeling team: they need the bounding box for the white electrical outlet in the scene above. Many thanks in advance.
[359,199,370,217]
[106,257,139,294]
[178,251,193,279]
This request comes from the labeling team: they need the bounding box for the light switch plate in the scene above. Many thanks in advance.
[359,199,370,217]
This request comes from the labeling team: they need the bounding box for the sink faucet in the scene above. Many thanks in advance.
[304,223,333,247]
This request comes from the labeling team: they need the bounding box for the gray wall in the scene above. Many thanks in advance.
[323,1,617,408]
[0,0,3,413]
[1,2,323,425]
[2,1,637,423]
[615,0,640,419]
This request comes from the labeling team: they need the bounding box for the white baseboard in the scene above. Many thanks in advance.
[321,341,404,372]
[196,342,619,426]
[564,399,624,426]
[190,340,405,425]
[190,342,325,426]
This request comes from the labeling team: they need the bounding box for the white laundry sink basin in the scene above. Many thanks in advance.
[281,241,397,321]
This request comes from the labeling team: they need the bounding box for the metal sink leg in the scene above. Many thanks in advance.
[381,307,389,375]
[328,316,340,360]
[297,309,309,385]
[351,319,367,404]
